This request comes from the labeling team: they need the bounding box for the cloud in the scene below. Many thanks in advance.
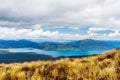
[108,30,120,37]
[32,24,42,30]
[86,27,120,40]
[0,0,120,29]
[0,27,60,39]
[0,0,120,40]
[88,27,109,31]
[0,26,119,40]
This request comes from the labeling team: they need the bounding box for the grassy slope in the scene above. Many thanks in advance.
[0,49,119,80]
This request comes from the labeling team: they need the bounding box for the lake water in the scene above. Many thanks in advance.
[0,48,108,57]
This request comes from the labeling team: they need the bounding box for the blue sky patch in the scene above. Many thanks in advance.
[43,26,90,34]
[95,30,114,34]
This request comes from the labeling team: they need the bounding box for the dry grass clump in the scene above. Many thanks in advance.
[0,49,119,80]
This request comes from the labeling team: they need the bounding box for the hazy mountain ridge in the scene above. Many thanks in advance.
[66,39,114,50]
[0,39,39,48]
[0,39,117,51]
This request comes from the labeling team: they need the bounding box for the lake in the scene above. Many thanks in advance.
[0,48,109,57]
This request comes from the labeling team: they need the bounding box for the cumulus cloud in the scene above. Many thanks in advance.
[108,30,120,37]
[0,27,60,39]
[88,27,109,31]
[0,26,119,40]
[87,27,120,40]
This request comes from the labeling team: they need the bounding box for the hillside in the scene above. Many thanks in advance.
[0,52,54,63]
[0,49,119,80]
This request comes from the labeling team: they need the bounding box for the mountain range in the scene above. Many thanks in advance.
[0,39,119,51]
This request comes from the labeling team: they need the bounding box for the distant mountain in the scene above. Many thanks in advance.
[0,39,118,51]
[38,39,114,50]
[0,39,39,48]
[66,39,114,50]
[105,41,120,48]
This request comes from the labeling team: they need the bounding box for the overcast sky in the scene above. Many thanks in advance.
[0,0,120,40]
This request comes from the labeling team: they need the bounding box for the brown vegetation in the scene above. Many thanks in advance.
[0,49,119,80]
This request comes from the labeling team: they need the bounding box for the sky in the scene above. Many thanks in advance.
[0,0,120,41]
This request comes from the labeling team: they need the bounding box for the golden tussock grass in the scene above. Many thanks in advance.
[0,49,119,80]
